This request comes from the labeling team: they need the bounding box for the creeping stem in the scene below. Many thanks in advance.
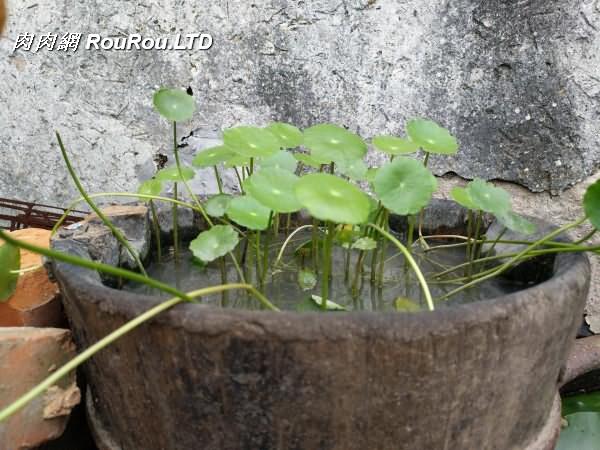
[55,132,148,277]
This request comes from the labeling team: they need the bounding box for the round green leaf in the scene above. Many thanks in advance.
[189,225,239,263]
[406,118,458,155]
[295,173,370,224]
[137,179,163,198]
[304,124,367,163]
[265,123,303,148]
[205,194,233,218]
[450,186,477,210]
[0,241,20,301]
[260,150,298,172]
[155,166,195,182]
[192,146,235,168]
[373,158,437,215]
[153,88,196,122]
[583,179,600,230]
[557,412,600,450]
[244,168,302,213]
[365,167,379,183]
[223,126,281,158]
[372,136,419,155]
[336,158,368,181]
[496,211,536,235]
[352,237,377,251]
[226,195,272,230]
[297,269,317,291]
[466,179,511,215]
[294,152,328,169]
[394,297,421,312]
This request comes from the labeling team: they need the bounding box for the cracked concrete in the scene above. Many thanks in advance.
[0,0,599,321]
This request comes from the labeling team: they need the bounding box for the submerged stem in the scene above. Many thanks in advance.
[321,221,335,309]
[149,200,162,263]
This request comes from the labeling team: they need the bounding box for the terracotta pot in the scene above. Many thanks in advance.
[49,201,590,450]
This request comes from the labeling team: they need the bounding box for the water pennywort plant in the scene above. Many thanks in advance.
[1,86,600,422]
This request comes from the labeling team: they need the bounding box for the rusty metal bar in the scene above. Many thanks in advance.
[0,197,87,231]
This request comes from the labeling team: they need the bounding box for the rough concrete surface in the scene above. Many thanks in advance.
[0,1,599,316]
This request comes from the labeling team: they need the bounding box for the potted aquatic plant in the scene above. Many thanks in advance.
[1,88,599,449]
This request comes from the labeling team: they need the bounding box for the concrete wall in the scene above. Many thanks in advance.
[0,0,598,324]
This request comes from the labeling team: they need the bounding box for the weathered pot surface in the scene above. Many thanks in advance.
[49,200,591,450]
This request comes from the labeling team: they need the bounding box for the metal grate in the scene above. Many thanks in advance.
[0,197,87,231]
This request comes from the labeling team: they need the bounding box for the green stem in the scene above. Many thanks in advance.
[55,132,148,277]
[367,223,434,311]
[0,283,277,423]
[435,218,587,302]
[172,182,179,261]
[149,200,162,263]
[233,167,245,194]
[485,226,507,257]
[321,221,335,309]
[273,224,313,266]
[261,212,274,286]
[213,166,224,194]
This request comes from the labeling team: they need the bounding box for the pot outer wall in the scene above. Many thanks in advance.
[50,205,591,450]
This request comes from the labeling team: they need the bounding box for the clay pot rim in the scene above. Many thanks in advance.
[50,203,591,340]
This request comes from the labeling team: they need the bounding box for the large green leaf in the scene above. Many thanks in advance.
[372,135,419,155]
[260,150,298,172]
[406,118,458,155]
[226,195,272,230]
[304,124,367,163]
[205,194,233,218]
[336,158,368,181]
[189,225,239,263]
[192,145,235,168]
[295,173,370,224]
[557,412,600,450]
[450,186,477,210]
[466,178,511,215]
[153,88,196,122]
[583,180,600,230]
[496,211,537,235]
[155,165,195,182]
[265,123,303,149]
[0,241,20,302]
[224,155,251,168]
[223,126,281,158]
[137,179,163,198]
[244,168,302,213]
[373,157,437,215]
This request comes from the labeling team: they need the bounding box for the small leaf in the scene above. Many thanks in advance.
[294,152,328,169]
[373,157,437,215]
[394,297,421,312]
[155,166,195,182]
[192,145,235,168]
[205,194,233,218]
[259,150,298,172]
[295,173,370,224]
[583,179,600,230]
[189,225,239,263]
[304,124,367,163]
[406,118,458,155]
[310,295,347,311]
[297,269,317,291]
[153,88,196,122]
[466,178,511,215]
[336,158,368,181]
[496,211,537,235]
[450,186,477,210]
[335,224,358,246]
[226,196,272,230]
[223,126,281,158]
[562,392,600,416]
[352,237,377,251]
[243,168,302,213]
[0,241,21,302]
[265,123,303,148]
[137,179,163,198]
[372,135,419,155]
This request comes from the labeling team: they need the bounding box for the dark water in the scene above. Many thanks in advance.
[123,232,534,312]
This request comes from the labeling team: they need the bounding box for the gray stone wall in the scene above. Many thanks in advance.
[1,0,599,323]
